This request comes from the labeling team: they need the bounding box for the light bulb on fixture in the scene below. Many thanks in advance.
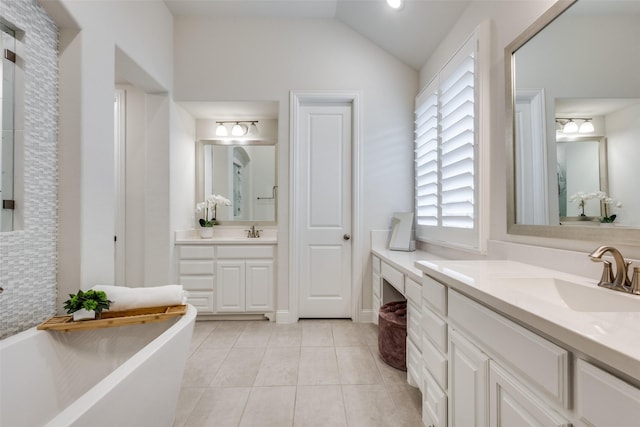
[231,122,247,136]
[386,0,403,10]
[248,121,259,136]
[215,122,228,137]
[579,119,594,133]
[563,119,578,133]
[555,120,564,132]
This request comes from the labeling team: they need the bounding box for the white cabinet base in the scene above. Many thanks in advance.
[489,361,570,427]
[576,359,640,427]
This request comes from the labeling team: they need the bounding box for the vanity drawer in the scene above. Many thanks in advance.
[423,275,446,315]
[405,276,421,304]
[180,275,214,291]
[407,337,423,391]
[179,260,214,275]
[422,334,447,390]
[180,245,214,259]
[575,359,640,426]
[381,261,404,294]
[448,290,569,408]
[423,368,448,427]
[372,254,381,274]
[217,245,274,259]
[407,299,422,346]
[185,291,214,313]
[422,305,447,353]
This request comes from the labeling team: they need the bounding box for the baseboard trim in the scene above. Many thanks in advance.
[275,310,297,324]
[359,308,373,323]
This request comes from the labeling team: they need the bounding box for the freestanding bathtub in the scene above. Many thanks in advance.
[0,304,196,427]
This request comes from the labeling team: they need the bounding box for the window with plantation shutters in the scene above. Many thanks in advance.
[414,26,488,252]
[415,86,439,226]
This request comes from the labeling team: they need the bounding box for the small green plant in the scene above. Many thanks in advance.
[63,290,112,315]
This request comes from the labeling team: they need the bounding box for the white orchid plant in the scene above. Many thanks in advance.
[568,191,623,222]
[196,194,231,227]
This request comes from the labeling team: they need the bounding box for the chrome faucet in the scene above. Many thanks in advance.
[588,245,638,294]
[245,224,262,238]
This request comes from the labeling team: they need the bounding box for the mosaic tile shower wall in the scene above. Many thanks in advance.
[0,0,57,339]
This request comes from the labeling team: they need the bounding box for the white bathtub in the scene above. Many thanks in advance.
[0,304,196,427]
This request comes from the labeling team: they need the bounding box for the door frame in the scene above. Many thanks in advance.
[289,90,362,322]
[114,89,126,285]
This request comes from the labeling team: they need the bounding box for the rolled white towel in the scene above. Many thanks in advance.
[91,284,186,312]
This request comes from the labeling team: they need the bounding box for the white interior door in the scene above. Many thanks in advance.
[297,102,352,318]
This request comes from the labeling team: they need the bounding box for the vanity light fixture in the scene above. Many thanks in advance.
[215,120,259,137]
[555,117,594,134]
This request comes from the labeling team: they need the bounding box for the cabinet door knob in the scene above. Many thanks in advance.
[343,234,351,241]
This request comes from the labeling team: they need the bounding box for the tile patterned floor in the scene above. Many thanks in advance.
[173,319,424,427]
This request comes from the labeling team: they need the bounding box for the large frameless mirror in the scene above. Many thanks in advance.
[506,0,640,245]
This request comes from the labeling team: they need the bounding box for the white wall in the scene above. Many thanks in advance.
[44,0,176,308]
[419,0,640,270]
[174,16,418,318]
[169,102,196,283]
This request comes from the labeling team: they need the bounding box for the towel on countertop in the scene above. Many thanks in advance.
[91,284,187,312]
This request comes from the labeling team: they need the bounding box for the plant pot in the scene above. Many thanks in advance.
[73,308,97,321]
[199,226,214,239]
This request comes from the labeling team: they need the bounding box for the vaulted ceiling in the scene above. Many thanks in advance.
[163,0,471,70]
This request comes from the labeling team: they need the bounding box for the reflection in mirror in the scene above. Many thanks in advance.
[201,143,276,222]
[506,0,640,244]
[557,136,607,220]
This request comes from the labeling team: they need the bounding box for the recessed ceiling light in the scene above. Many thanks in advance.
[386,0,404,10]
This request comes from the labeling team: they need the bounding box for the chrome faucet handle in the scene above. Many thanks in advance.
[631,266,640,295]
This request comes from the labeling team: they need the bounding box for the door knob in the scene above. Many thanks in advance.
[343,234,351,241]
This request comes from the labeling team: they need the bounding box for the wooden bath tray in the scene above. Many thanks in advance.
[37,305,188,332]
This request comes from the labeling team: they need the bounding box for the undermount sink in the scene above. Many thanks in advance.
[494,277,640,312]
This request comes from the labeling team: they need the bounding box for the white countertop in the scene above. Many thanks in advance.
[175,228,278,245]
[415,259,640,384]
[371,246,446,282]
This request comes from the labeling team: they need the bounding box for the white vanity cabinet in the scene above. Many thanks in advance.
[177,242,275,316]
[178,245,216,312]
[369,250,426,392]
[217,260,274,312]
[575,359,640,427]
[405,276,423,390]
[448,329,489,427]
[421,275,449,427]
[216,245,274,313]
[414,260,640,427]
[448,289,571,427]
